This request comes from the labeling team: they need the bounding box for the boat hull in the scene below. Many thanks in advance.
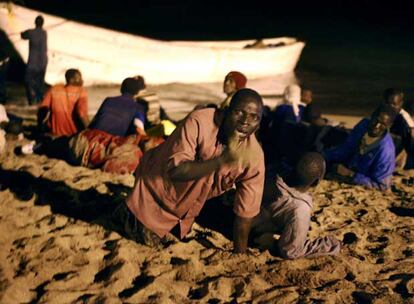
[0,4,305,86]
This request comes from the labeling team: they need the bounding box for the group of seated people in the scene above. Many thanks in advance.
[20,70,169,174]
[7,68,414,260]
[261,84,414,191]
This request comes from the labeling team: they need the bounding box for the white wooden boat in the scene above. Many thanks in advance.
[0,4,305,86]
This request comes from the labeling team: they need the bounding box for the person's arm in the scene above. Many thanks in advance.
[75,89,89,129]
[37,89,52,129]
[233,216,253,253]
[79,115,90,130]
[37,107,49,128]
[169,157,222,182]
[232,150,265,254]
[134,118,146,135]
[169,132,245,182]
[352,143,395,190]
[20,30,30,40]
[323,119,367,164]
[133,107,147,135]
[335,164,355,178]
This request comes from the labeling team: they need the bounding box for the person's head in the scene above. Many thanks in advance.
[133,75,146,91]
[295,152,326,188]
[383,88,404,113]
[121,77,145,96]
[65,69,83,86]
[221,88,263,142]
[223,71,247,96]
[368,104,398,137]
[35,15,44,28]
[283,84,301,105]
[301,89,313,105]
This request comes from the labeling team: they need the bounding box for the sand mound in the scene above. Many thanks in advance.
[0,137,413,303]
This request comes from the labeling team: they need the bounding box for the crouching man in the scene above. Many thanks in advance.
[116,89,265,253]
[253,152,341,259]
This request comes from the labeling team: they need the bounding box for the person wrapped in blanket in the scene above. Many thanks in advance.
[21,77,164,174]
[322,104,398,190]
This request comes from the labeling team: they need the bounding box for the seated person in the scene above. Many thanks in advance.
[323,104,397,190]
[115,89,265,253]
[133,75,162,129]
[301,88,329,126]
[273,84,306,124]
[220,71,247,109]
[89,77,146,136]
[68,77,154,174]
[38,69,89,137]
[253,152,341,259]
[384,88,413,140]
[382,88,414,169]
[265,85,306,164]
[402,99,414,168]
[133,75,177,137]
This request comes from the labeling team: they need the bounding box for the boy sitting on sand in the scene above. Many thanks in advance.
[253,152,341,259]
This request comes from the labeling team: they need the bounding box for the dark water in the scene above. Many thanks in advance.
[3,3,414,117]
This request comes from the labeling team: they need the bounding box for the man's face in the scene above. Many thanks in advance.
[223,76,238,96]
[301,90,313,105]
[222,98,262,142]
[71,72,83,86]
[368,112,393,137]
[386,94,404,113]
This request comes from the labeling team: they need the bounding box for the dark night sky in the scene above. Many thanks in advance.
[18,0,414,40]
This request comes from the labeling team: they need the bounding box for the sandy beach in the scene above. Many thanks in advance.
[1,0,414,301]
[0,91,413,303]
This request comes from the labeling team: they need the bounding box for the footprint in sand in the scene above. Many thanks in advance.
[29,280,50,304]
[118,274,155,299]
[388,273,414,300]
[352,291,374,304]
[389,206,414,217]
[342,232,358,245]
[94,261,124,283]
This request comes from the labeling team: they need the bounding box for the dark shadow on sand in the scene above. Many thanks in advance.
[0,168,130,234]
[195,196,235,241]
[0,167,242,248]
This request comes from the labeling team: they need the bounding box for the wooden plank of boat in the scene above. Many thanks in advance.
[0,4,305,86]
